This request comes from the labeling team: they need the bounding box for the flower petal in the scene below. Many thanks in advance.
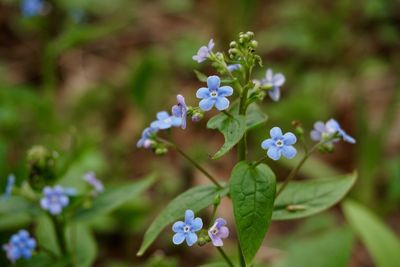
[171,117,183,127]
[218,86,233,97]
[282,145,297,159]
[49,204,62,215]
[172,221,185,232]
[218,226,229,239]
[209,234,223,247]
[283,132,297,145]
[199,98,215,111]
[208,39,215,51]
[310,130,322,141]
[314,121,326,132]
[190,217,203,231]
[326,119,340,133]
[156,111,169,120]
[268,87,280,102]
[172,233,186,245]
[196,87,210,99]
[270,127,283,139]
[215,218,226,227]
[171,105,181,117]
[184,210,194,224]
[207,76,221,91]
[267,147,281,160]
[273,73,285,86]
[215,97,230,111]
[261,139,274,150]
[266,68,273,81]
[186,232,198,246]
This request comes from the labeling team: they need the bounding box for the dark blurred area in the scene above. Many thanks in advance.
[0,0,399,266]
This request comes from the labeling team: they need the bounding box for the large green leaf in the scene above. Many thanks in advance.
[137,185,229,256]
[35,216,60,256]
[66,224,97,267]
[273,172,356,220]
[230,162,276,266]
[207,113,246,159]
[73,175,155,221]
[0,196,41,215]
[342,200,400,267]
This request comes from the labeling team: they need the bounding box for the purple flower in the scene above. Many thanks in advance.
[192,39,214,63]
[2,174,15,200]
[171,94,188,129]
[208,218,229,247]
[137,127,158,148]
[40,185,70,215]
[310,119,356,144]
[21,0,44,17]
[84,172,104,194]
[172,210,203,246]
[227,64,241,72]
[258,68,285,102]
[2,230,36,263]
[261,127,297,160]
[151,111,182,130]
[196,76,233,111]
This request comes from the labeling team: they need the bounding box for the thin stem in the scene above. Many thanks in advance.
[50,215,67,256]
[253,156,267,167]
[217,247,236,267]
[238,243,246,267]
[158,138,223,189]
[222,110,234,118]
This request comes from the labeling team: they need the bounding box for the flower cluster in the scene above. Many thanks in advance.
[172,210,229,247]
[2,174,15,200]
[2,230,36,263]
[40,185,71,215]
[311,119,356,145]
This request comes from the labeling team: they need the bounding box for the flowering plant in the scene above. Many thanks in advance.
[136,32,357,266]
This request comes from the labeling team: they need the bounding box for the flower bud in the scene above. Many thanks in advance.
[155,146,168,156]
[229,41,237,48]
[27,145,58,190]
[250,40,258,48]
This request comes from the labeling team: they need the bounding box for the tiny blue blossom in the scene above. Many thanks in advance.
[40,185,70,215]
[310,119,356,144]
[151,111,182,130]
[172,210,203,246]
[196,76,233,111]
[192,39,214,63]
[3,174,15,200]
[137,127,158,148]
[208,218,229,247]
[21,0,45,17]
[171,94,188,129]
[84,172,104,194]
[256,68,285,102]
[261,127,297,160]
[2,230,36,264]
[227,64,241,72]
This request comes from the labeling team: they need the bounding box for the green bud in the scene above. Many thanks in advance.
[155,146,168,156]
[246,31,254,39]
[27,145,58,190]
[229,41,237,48]
[250,40,258,48]
[292,120,304,136]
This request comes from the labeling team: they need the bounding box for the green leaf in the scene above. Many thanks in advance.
[194,70,208,82]
[35,216,60,256]
[137,185,229,256]
[73,175,155,221]
[15,252,69,267]
[0,213,32,230]
[230,162,276,266]
[207,113,246,159]
[342,200,400,267]
[66,224,97,267]
[273,172,357,220]
[0,196,40,215]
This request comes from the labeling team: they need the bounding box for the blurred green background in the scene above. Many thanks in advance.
[0,0,399,266]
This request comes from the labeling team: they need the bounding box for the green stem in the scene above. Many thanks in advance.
[253,156,267,167]
[158,138,223,189]
[50,215,67,256]
[238,243,246,267]
[217,247,236,267]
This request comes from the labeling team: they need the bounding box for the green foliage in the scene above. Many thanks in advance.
[35,216,60,256]
[342,200,400,267]
[137,185,229,256]
[273,172,357,220]
[66,224,97,267]
[207,114,246,159]
[230,162,276,266]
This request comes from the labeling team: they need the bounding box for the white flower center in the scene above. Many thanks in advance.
[211,228,218,235]
[275,139,284,147]
[210,91,218,98]
[183,225,191,233]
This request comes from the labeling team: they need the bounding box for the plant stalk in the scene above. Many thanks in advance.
[217,247,236,267]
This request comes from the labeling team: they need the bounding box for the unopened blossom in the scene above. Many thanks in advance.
[3,174,15,200]
[257,68,285,102]
[84,172,104,194]
[2,230,36,263]
[171,94,188,129]
[196,76,233,111]
[137,127,158,148]
[151,111,182,130]
[21,0,44,17]
[172,210,203,246]
[192,39,214,63]
[208,218,229,247]
[40,185,70,215]
[261,127,297,160]
[310,119,356,144]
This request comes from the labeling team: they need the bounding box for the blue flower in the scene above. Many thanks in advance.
[21,0,44,17]
[2,230,36,264]
[192,39,214,63]
[196,76,233,111]
[261,127,297,160]
[171,94,188,129]
[40,185,70,215]
[84,172,104,194]
[227,64,241,72]
[208,218,229,247]
[258,68,285,102]
[137,127,158,148]
[150,111,182,130]
[172,210,203,246]
[310,119,356,144]
[2,174,15,200]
